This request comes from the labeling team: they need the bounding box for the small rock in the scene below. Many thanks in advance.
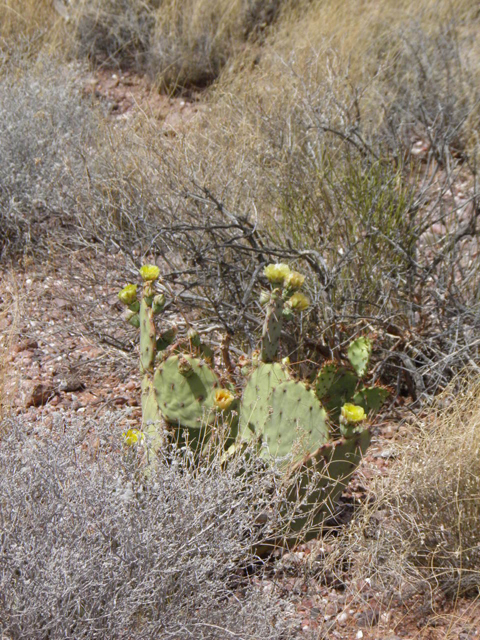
[25,382,56,408]
[336,612,348,625]
[357,609,380,627]
[15,339,38,353]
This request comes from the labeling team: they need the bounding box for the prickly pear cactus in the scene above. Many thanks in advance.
[119,262,388,549]
[238,362,290,440]
[284,428,371,540]
[261,381,329,467]
[139,298,157,373]
[260,290,284,363]
[315,363,358,419]
[352,385,390,413]
[314,337,389,426]
[153,354,220,430]
[347,337,372,377]
[141,375,163,451]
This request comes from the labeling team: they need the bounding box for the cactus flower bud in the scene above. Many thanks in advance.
[259,290,271,306]
[144,282,155,307]
[214,389,235,411]
[118,284,138,305]
[286,271,305,290]
[124,310,140,328]
[341,403,366,424]
[178,356,194,377]
[282,306,294,321]
[287,292,310,311]
[264,263,291,285]
[152,293,166,314]
[139,264,160,282]
[122,429,144,446]
[188,329,201,347]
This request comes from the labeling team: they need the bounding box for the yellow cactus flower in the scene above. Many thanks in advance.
[214,389,235,411]
[118,284,138,305]
[139,264,160,282]
[288,291,310,311]
[341,403,366,423]
[286,271,305,290]
[264,263,291,285]
[122,429,145,446]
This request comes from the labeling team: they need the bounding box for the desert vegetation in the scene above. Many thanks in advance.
[2,0,480,637]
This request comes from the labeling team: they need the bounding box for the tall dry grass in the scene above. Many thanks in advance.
[340,374,480,599]
[0,0,67,66]
[70,0,287,90]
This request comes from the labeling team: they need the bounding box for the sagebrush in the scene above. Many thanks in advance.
[0,413,300,639]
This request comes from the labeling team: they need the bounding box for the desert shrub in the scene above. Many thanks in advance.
[344,376,480,598]
[70,0,288,90]
[0,413,298,639]
[198,1,480,398]
[0,0,64,62]
[0,59,100,256]
[72,0,156,70]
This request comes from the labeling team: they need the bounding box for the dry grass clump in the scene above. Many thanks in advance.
[70,0,287,90]
[0,0,67,68]
[0,413,300,639]
[345,376,480,598]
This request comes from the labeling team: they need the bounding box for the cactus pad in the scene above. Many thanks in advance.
[238,362,290,440]
[347,337,372,378]
[260,290,284,362]
[352,386,390,414]
[153,355,220,430]
[315,364,357,418]
[314,362,339,399]
[285,428,370,538]
[139,298,156,373]
[262,381,329,466]
[141,374,163,451]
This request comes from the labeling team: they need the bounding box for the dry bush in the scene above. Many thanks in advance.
[0,59,101,257]
[0,0,68,69]
[341,375,480,599]
[71,0,156,70]
[70,0,287,90]
[197,0,480,396]
[0,413,302,639]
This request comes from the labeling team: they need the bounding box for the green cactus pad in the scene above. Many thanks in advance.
[139,298,156,373]
[153,355,220,430]
[352,386,390,414]
[347,337,372,378]
[238,362,290,440]
[314,362,339,399]
[262,381,329,467]
[141,374,163,451]
[315,364,357,418]
[285,428,370,539]
[260,290,284,362]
